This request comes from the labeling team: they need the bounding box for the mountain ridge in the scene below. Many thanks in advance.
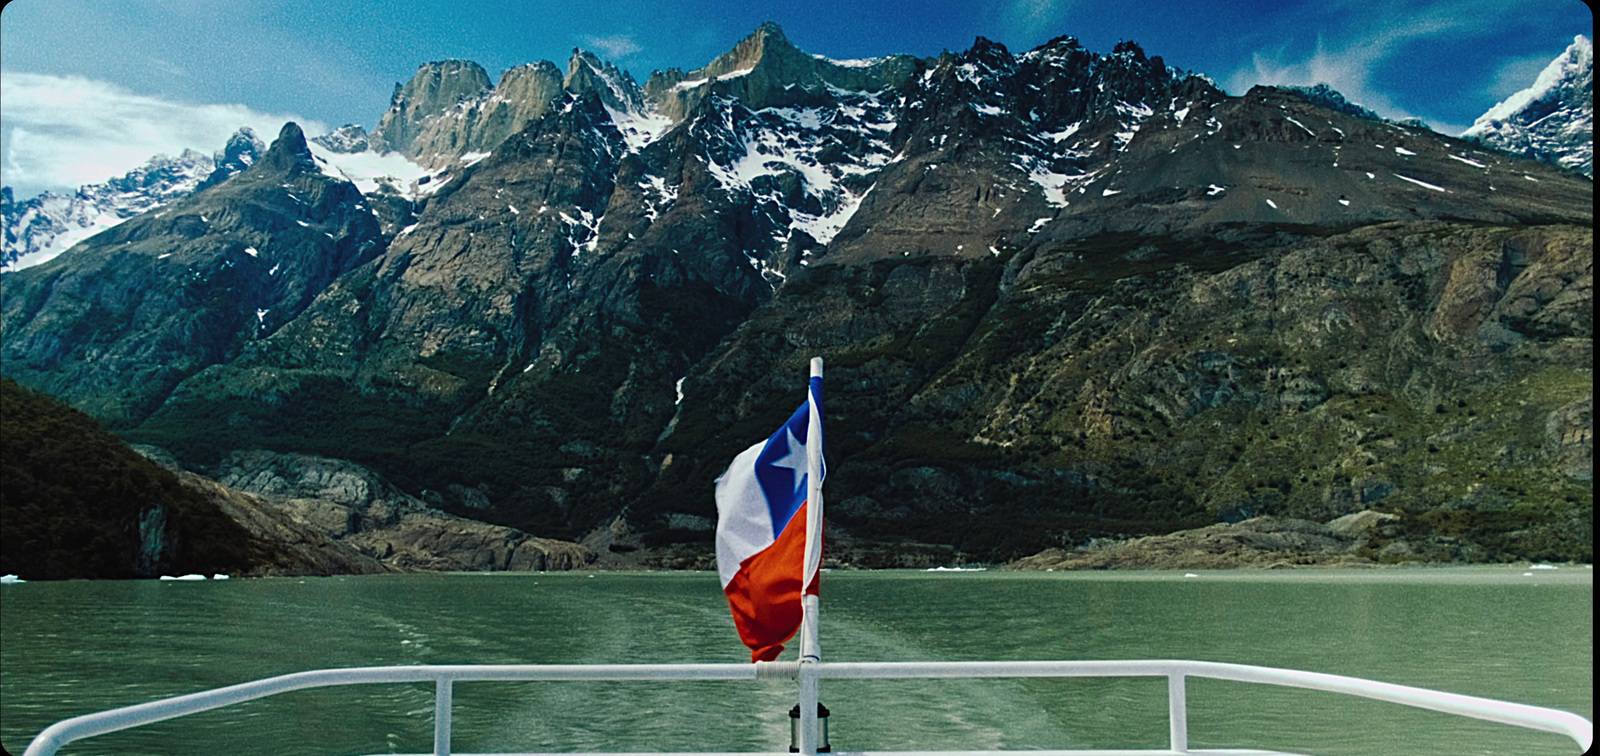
[2,23,1591,567]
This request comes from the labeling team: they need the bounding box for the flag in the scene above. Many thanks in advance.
[714,374,824,662]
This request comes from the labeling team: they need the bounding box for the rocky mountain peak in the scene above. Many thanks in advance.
[4,25,1592,570]
[1464,34,1593,176]
[643,21,916,122]
[259,121,316,172]
[311,124,372,153]
[1282,83,1384,121]
[372,59,494,154]
[195,126,267,193]
[565,49,648,114]
[4,146,220,269]
[964,36,1015,71]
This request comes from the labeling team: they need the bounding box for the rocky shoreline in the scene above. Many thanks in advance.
[1008,511,1457,570]
[139,447,597,576]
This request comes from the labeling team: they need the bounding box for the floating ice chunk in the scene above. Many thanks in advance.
[160,574,207,581]
[1393,173,1446,192]
[212,574,230,580]
[0,574,23,584]
[1184,573,1199,578]
[1531,564,1558,569]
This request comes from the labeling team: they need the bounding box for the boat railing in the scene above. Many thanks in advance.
[22,658,1594,756]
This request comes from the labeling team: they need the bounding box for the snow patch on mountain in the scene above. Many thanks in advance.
[306,142,436,199]
[702,90,899,245]
[3,149,215,270]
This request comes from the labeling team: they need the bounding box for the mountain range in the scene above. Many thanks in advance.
[2,24,1592,571]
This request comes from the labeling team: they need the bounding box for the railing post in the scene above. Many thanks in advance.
[434,677,453,756]
[798,658,819,754]
[1168,672,1188,753]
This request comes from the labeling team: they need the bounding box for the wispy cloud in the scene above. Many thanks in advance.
[0,72,325,197]
[1485,52,1561,101]
[1223,0,1526,135]
[579,34,643,62]
[1002,0,1073,43]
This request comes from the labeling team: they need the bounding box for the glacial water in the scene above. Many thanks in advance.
[0,567,1591,755]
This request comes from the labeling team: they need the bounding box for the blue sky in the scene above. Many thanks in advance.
[0,0,1590,198]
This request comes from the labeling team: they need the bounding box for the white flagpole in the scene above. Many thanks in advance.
[799,356,824,754]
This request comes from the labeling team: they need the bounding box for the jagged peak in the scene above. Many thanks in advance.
[258,121,317,172]
[698,21,806,77]
[389,59,492,106]
[754,21,788,42]
[1111,40,1149,61]
[500,60,563,80]
[1280,83,1384,122]
[1469,34,1593,131]
[1037,35,1085,52]
[565,49,647,115]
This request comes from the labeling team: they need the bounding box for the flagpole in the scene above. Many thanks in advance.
[799,356,824,754]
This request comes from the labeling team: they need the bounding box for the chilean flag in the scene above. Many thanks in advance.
[714,374,824,662]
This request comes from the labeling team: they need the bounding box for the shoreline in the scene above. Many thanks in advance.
[3,560,1592,584]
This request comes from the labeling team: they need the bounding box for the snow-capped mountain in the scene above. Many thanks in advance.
[2,23,1592,564]
[1464,35,1593,177]
[3,148,217,270]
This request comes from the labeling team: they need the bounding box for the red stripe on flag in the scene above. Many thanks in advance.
[722,501,822,662]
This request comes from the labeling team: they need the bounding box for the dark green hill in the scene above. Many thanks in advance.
[0,377,284,579]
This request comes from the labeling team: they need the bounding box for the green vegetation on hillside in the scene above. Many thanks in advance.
[0,377,280,579]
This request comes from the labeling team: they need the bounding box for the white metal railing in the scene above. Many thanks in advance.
[22,659,1593,756]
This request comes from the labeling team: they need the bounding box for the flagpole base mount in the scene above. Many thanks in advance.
[788,702,831,753]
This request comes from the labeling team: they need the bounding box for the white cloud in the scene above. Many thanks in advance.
[0,72,327,197]
[1223,1,1558,136]
[1225,23,1470,133]
[579,34,643,62]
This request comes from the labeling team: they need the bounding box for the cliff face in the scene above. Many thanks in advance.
[0,123,385,428]
[643,221,1592,563]
[1,25,1591,566]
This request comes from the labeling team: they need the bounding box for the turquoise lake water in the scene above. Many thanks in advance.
[0,567,1591,755]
